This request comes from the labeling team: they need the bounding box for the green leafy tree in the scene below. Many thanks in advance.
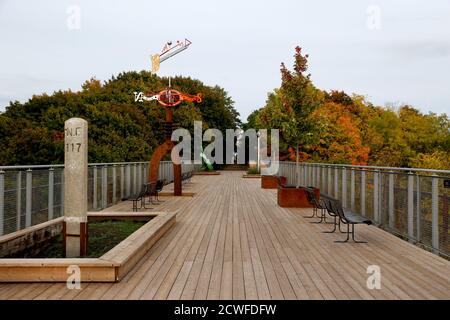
[0,71,240,165]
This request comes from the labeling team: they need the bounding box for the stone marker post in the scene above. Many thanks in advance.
[64,118,88,257]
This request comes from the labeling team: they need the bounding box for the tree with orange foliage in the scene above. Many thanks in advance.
[310,102,370,165]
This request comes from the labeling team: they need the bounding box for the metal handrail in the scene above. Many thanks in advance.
[288,161,450,175]
[0,161,151,170]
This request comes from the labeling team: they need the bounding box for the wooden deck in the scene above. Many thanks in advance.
[0,171,449,300]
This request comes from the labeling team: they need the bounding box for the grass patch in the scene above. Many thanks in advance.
[247,167,260,174]
[7,219,147,258]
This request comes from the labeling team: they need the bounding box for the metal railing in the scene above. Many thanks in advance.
[277,162,450,258]
[0,161,198,236]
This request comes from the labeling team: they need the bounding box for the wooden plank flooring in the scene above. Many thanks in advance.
[0,171,449,300]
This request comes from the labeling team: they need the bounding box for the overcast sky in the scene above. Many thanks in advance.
[0,0,449,121]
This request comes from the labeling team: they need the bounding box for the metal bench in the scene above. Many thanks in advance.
[145,182,161,205]
[126,184,152,212]
[304,188,371,243]
[329,199,372,243]
[303,187,327,220]
[320,196,346,234]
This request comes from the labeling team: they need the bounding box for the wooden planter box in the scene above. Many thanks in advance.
[0,211,177,282]
[277,186,320,208]
[261,175,286,189]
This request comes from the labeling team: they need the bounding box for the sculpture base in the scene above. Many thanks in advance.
[62,219,88,258]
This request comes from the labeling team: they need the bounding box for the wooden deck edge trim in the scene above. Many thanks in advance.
[242,174,262,178]
[87,212,161,222]
[99,211,177,280]
[0,217,64,244]
[0,258,118,282]
[88,211,163,216]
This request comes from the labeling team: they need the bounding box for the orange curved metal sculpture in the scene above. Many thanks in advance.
[146,86,201,196]
[144,88,202,107]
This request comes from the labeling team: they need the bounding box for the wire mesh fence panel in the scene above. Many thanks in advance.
[419,175,433,248]
[3,171,18,234]
[53,168,63,218]
[321,166,326,192]
[365,171,374,221]
[343,168,351,209]
[284,163,294,185]
[412,174,419,241]
[438,178,450,254]
[18,172,26,230]
[379,171,390,228]
[87,167,94,211]
[354,170,361,214]
[30,169,49,226]
[393,173,408,237]
[96,167,102,210]
[327,167,334,196]
[335,168,341,201]
[107,166,114,206]
[116,166,122,202]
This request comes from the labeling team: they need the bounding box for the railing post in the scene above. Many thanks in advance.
[327,166,332,195]
[291,163,294,186]
[126,164,131,197]
[374,170,379,223]
[0,170,4,236]
[138,163,142,190]
[304,164,307,186]
[61,168,65,215]
[120,164,125,200]
[112,165,117,204]
[361,170,366,217]
[102,165,107,209]
[298,163,305,186]
[317,165,321,188]
[322,166,326,191]
[342,167,347,208]
[334,167,339,199]
[431,174,439,251]
[407,171,414,240]
[144,163,148,184]
[416,174,421,242]
[48,168,54,220]
[304,165,308,186]
[350,169,355,212]
[93,166,98,210]
[16,171,21,231]
[388,172,394,229]
[25,169,32,227]
[133,164,137,195]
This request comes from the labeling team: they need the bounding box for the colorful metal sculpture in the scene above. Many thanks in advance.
[141,87,202,107]
[141,39,199,196]
[143,82,201,196]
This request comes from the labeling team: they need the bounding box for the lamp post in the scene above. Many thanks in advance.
[257,131,261,173]
[296,142,300,188]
